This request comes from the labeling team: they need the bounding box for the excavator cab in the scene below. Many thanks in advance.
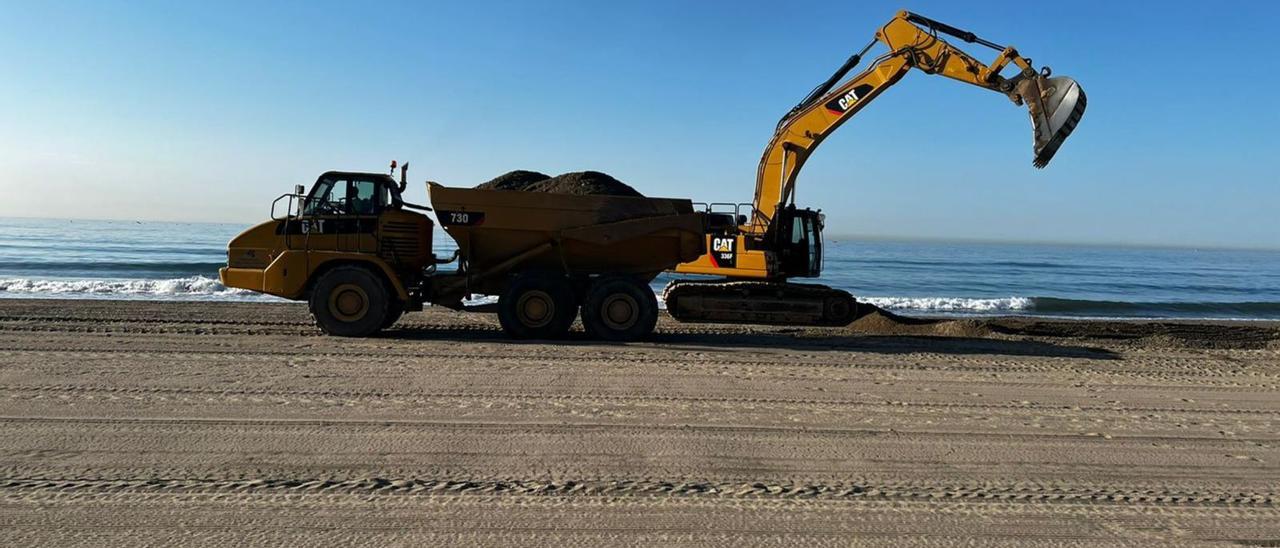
[773,205,824,278]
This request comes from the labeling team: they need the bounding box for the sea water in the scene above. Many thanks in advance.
[2,217,1278,320]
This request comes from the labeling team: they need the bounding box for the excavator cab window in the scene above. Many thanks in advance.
[807,212,823,275]
[775,207,823,278]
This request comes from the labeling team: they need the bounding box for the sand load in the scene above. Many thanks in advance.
[475,170,552,191]
[476,170,643,197]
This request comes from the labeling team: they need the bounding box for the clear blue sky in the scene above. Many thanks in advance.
[1,0,1276,248]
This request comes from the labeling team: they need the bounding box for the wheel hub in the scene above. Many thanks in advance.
[329,283,369,322]
[517,290,555,328]
[601,294,639,330]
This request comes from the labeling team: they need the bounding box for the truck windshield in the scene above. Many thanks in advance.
[304,178,385,215]
[304,178,348,216]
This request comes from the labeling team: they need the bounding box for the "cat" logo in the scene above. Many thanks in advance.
[824,84,875,115]
[711,236,736,268]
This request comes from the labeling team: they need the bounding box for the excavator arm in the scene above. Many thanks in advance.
[749,11,1087,230]
[665,12,1086,327]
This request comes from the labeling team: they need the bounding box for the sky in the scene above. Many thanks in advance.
[1,0,1277,249]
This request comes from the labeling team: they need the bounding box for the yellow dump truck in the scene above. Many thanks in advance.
[219,169,704,340]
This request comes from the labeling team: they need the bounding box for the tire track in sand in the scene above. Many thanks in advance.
[1,476,1275,507]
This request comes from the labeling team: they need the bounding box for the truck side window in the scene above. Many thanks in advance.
[381,184,395,209]
[349,180,378,215]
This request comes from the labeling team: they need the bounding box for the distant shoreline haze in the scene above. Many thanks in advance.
[1,216,1276,253]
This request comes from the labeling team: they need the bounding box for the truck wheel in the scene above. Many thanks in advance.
[582,277,658,342]
[497,273,577,340]
[309,265,390,337]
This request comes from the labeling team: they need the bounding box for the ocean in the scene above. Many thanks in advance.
[2,217,1278,320]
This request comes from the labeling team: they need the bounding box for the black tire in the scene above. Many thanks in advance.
[497,273,577,339]
[582,277,658,342]
[382,300,405,329]
[309,265,390,337]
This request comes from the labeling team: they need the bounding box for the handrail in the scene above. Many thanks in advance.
[692,201,758,228]
[270,193,304,220]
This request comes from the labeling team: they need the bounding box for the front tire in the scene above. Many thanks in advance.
[309,265,390,337]
[497,273,577,339]
[582,276,658,342]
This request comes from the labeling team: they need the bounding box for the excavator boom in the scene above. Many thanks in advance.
[751,10,1087,228]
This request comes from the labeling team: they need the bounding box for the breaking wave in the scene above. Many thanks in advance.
[3,277,1279,320]
[0,276,275,301]
[861,296,1033,312]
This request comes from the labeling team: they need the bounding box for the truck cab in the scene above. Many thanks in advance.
[220,170,434,335]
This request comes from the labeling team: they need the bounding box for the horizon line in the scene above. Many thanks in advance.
[2,214,1277,253]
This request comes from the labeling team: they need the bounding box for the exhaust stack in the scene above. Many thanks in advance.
[1018,74,1086,168]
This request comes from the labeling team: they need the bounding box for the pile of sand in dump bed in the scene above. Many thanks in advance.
[476,170,643,197]
[475,170,553,191]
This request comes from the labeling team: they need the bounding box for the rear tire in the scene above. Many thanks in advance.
[382,299,405,329]
[497,273,577,340]
[309,265,390,337]
[582,277,658,342]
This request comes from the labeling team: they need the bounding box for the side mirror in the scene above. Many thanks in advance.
[294,184,305,196]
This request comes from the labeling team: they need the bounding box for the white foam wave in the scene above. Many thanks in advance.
[0,276,272,301]
[860,295,1032,312]
[1,277,1032,312]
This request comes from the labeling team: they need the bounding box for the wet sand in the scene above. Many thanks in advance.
[0,299,1277,546]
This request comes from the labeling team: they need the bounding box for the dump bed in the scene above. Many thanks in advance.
[428,183,704,284]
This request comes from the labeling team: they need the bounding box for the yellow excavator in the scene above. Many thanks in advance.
[663,10,1086,326]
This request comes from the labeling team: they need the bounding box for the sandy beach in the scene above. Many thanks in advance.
[0,298,1277,546]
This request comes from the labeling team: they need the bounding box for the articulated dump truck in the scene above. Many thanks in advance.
[219,170,705,341]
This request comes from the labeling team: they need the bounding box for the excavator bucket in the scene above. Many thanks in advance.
[1019,75,1086,168]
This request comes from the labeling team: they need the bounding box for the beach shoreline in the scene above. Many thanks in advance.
[1,298,1277,545]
